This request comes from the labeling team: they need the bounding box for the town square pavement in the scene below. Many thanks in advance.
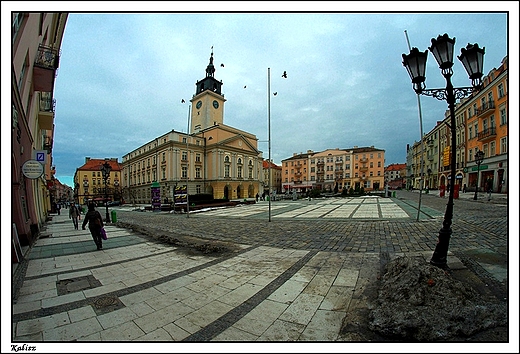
[9,189,514,352]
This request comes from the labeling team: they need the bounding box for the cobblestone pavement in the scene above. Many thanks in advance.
[9,190,514,352]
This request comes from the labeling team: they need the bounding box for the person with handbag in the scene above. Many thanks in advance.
[82,203,104,250]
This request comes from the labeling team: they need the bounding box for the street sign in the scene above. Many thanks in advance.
[22,159,44,179]
[34,150,47,164]
[471,165,488,171]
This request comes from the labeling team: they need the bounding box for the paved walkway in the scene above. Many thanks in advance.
[9,191,512,351]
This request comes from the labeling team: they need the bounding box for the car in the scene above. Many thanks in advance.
[107,201,120,206]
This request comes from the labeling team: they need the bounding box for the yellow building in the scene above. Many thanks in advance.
[74,158,123,205]
[121,51,263,203]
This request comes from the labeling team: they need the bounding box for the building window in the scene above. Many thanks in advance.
[500,107,507,125]
[490,141,496,157]
[225,155,230,163]
[224,164,230,178]
[182,151,187,160]
[196,185,201,194]
[498,83,505,98]
[468,126,472,139]
[182,166,187,178]
[162,152,166,162]
[195,167,201,178]
[483,144,489,158]
[195,153,201,162]
[248,166,253,179]
[237,166,242,178]
[501,137,507,154]
[162,167,166,179]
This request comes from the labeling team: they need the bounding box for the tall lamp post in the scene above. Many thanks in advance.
[100,161,112,223]
[402,33,484,268]
[473,150,484,200]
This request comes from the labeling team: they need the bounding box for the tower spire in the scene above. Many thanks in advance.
[206,46,215,77]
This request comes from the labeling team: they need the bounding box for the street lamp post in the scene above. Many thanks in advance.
[402,33,485,268]
[473,150,484,200]
[100,161,112,223]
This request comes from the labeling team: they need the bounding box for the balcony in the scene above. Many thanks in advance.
[360,157,368,163]
[477,101,495,118]
[43,135,53,153]
[477,127,497,142]
[38,92,55,130]
[33,45,59,92]
[335,160,343,165]
[359,166,368,172]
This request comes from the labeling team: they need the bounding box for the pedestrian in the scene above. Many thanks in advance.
[255,193,259,202]
[82,202,104,250]
[486,179,493,201]
[69,202,80,230]
[56,203,61,215]
[463,184,466,193]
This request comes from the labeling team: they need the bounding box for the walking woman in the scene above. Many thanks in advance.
[82,203,104,250]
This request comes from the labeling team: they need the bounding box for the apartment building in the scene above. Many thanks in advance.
[282,151,315,193]
[263,160,282,195]
[282,146,385,193]
[406,56,508,194]
[74,158,123,205]
[121,51,264,203]
[12,13,68,254]
[463,56,508,193]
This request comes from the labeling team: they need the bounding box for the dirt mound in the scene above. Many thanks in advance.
[368,256,507,341]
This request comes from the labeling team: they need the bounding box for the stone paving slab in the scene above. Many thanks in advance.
[9,192,512,351]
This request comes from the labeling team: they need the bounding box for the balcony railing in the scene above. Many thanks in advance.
[477,127,497,142]
[33,45,59,92]
[477,101,495,117]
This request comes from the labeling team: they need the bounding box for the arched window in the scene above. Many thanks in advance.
[225,156,230,163]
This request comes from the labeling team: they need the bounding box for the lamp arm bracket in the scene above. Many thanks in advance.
[419,86,476,101]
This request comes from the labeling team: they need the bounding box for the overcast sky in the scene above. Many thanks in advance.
[5,3,516,188]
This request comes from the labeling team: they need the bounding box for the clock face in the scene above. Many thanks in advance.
[196,100,202,109]
[213,100,219,109]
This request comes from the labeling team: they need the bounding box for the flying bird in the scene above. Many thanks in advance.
[273,92,277,96]
[282,71,287,78]
[181,99,185,103]
[220,63,225,67]
[244,85,247,89]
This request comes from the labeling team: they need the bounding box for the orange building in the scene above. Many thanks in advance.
[282,146,385,193]
[263,160,282,195]
[460,56,508,192]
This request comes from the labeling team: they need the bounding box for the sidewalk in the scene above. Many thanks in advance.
[410,188,508,203]
[9,200,510,348]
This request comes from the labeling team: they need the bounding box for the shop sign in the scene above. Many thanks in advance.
[471,165,488,171]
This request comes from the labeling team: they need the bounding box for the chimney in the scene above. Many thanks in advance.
[85,157,91,163]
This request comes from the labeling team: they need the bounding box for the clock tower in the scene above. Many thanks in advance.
[190,49,226,133]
